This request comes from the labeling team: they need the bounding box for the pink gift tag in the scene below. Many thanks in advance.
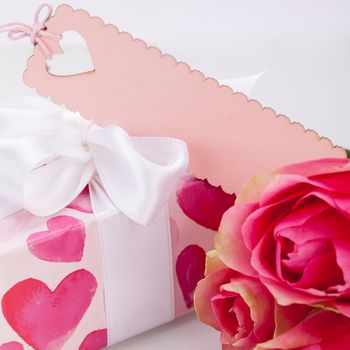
[23,4,345,196]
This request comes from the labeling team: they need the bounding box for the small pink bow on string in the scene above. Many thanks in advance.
[0,3,61,59]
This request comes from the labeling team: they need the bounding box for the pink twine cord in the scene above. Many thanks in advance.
[0,4,61,59]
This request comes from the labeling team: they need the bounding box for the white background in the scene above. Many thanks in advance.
[0,1,349,349]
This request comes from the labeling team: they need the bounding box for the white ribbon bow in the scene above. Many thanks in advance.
[0,97,188,224]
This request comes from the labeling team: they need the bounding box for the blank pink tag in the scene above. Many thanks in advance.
[23,4,345,194]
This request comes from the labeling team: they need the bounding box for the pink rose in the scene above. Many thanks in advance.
[194,252,275,348]
[216,158,350,316]
[222,304,350,350]
[255,304,350,350]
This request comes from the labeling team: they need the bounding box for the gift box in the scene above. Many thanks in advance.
[0,97,218,349]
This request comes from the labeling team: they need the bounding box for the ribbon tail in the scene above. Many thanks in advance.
[89,176,120,220]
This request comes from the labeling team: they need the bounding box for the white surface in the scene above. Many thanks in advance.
[115,312,219,350]
[0,1,349,349]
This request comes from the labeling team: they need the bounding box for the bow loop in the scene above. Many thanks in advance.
[33,3,52,28]
[0,97,189,225]
[0,4,61,59]
[87,126,188,224]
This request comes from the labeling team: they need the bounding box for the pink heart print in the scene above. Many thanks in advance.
[0,342,24,350]
[176,177,236,231]
[67,187,93,213]
[2,269,97,350]
[79,329,108,350]
[27,215,86,262]
[176,245,206,309]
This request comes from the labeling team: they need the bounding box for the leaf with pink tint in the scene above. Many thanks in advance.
[2,269,97,350]
[27,215,86,262]
[79,329,108,350]
[176,244,206,309]
[0,342,24,350]
[176,177,236,231]
[67,187,93,213]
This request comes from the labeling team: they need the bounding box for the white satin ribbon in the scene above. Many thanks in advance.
[0,96,188,224]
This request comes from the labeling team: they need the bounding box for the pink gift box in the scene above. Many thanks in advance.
[0,187,214,349]
[0,96,213,349]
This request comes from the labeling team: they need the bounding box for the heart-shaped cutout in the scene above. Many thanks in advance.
[27,215,86,263]
[0,342,23,350]
[2,269,97,350]
[176,244,206,309]
[79,329,108,350]
[48,30,94,76]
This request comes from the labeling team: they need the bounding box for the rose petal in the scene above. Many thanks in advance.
[274,197,329,235]
[239,158,350,208]
[205,250,228,276]
[216,203,259,277]
[309,170,350,194]
[281,239,332,275]
[260,275,326,306]
[237,173,276,204]
[261,173,350,210]
[242,199,294,251]
[257,308,350,349]
[260,174,313,207]
[260,159,350,207]
[293,250,344,290]
[329,300,350,318]
[274,303,313,336]
[221,275,275,343]
[176,176,236,231]
[194,268,236,331]
[332,194,350,215]
[291,189,350,220]
[276,207,347,245]
[275,158,350,178]
[232,297,254,339]
[332,235,350,285]
[211,291,243,344]
[251,230,278,280]
[313,329,350,350]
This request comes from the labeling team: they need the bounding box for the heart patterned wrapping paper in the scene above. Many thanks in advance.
[0,97,214,349]
[0,190,213,349]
